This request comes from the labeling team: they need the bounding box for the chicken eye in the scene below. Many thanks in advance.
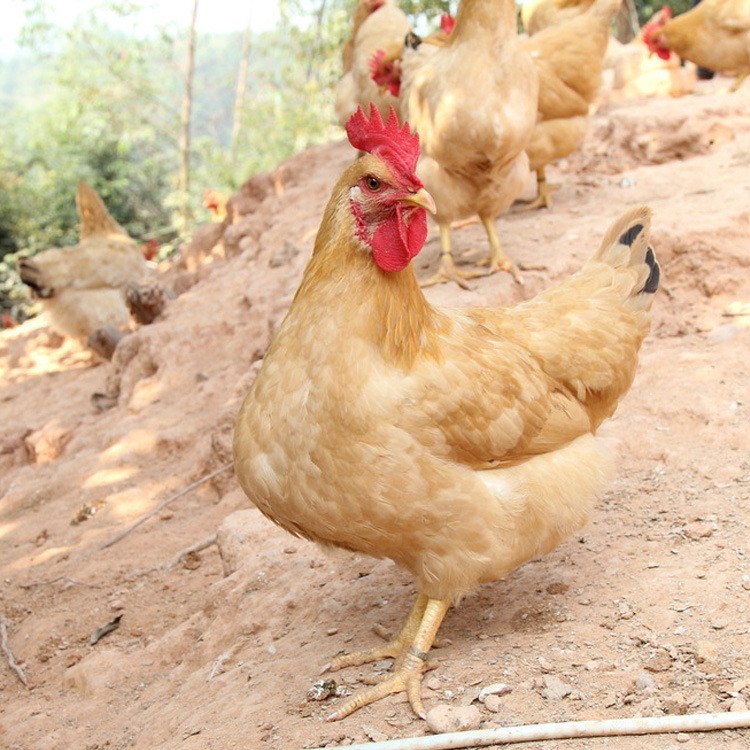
[365,175,382,192]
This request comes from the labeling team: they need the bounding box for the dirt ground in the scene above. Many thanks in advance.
[1,78,749,750]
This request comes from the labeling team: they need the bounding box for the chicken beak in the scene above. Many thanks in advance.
[403,188,436,215]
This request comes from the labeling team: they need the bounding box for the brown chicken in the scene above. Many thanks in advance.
[522,0,598,35]
[520,0,620,209]
[642,1,750,91]
[233,105,660,720]
[19,182,147,346]
[334,0,411,125]
[390,0,539,287]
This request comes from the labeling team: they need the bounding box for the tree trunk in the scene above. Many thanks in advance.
[231,21,252,162]
[179,0,199,231]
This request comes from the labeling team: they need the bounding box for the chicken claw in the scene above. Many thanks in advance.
[325,597,450,720]
[325,595,429,672]
[327,649,429,720]
[515,173,560,212]
[421,252,487,289]
[421,225,487,289]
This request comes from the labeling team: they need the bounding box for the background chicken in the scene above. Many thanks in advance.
[522,0,598,34]
[642,0,750,91]
[392,0,540,286]
[334,0,410,125]
[520,0,621,209]
[19,181,148,349]
[233,105,660,720]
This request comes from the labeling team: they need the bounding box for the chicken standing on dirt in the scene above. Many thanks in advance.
[519,0,620,210]
[521,0,599,35]
[396,0,539,286]
[334,0,410,125]
[233,105,660,720]
[642,1,750,91]
[18,181,147,351]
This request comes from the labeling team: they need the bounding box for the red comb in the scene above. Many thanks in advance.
[440,13,456,35]
[369,49,386,81]
[346,104,422,186]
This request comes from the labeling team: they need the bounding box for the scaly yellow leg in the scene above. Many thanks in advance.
[421,224,488,289]
[730,70,748,92]
[477,216,523,281]
[327,597,451,721]
[516,167,560,211]
[324,594,429,672]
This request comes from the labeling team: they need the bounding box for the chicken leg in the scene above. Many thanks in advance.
[516,167,559,211]
[325,597,450,720]
[421,225,489,289]
[477,216,523,281]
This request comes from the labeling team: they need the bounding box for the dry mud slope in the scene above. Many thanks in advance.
[1,82,749,749]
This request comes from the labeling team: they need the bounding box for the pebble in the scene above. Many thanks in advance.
[683,521,714,540]
[484,694,502,713]
[729,697,748,713]
[424,675,441,691]
[695,641,718,663]
[742,575,750,591]
[644,649,673,673]
[425,705,482,734]
[540,675,572,701]
[675,733,692,743]
[361,725,388,743]
[662,692,689,715]
[478,683,513,702]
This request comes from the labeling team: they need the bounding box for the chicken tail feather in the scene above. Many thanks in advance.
[592,205,660,312]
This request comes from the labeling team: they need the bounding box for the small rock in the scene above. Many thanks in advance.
[484,694,502,713]
[676,733,692,743]
[546,581,569,595]
[683,521,714,540]
[478,683,512,702]
[24,419,75,464]
[729,697,748,713]
[710,619,728,631]
[373,659,394,674]
[538,657,553,673]
[540,675,572,701]
[424,675,441,691]
[307,679,347,702]
[584,660,599,671]
[662,692,689,715]
[694,641,718,663]
[741,575,750,591]
[425,705,482,734]
[361,725,388,743]
[644,649,673,673]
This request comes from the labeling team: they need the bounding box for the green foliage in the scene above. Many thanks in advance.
[0,0,467,323]
[636,0,694,24]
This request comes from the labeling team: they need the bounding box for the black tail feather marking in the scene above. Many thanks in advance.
[640,246,660,294]
[618,223,644,247]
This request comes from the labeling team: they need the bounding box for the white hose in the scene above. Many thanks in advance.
[314,710,750,750]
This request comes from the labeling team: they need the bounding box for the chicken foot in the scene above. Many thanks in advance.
[325,594,429,672]
[730,70,748,93]
[478,216,547,278]
[326,597,450,720]
[516,168,560,211]
[421,225,489,289]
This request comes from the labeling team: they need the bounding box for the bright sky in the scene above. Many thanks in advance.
[0,0,281,57]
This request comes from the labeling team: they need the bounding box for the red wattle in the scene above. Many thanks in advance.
[371,207,427,272]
